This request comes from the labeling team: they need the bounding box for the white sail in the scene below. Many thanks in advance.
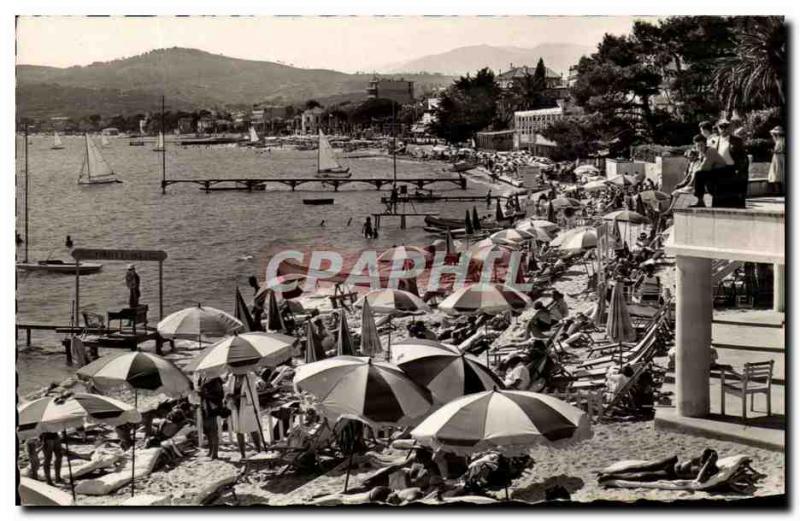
[154,132,165,150]
[249,126,259,143]
[53,132,63,148]
[79,134,118,183]
[318,131,342,172]
[101,134,110,147]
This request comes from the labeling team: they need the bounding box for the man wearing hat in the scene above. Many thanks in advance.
[710,118,749,207]
[768,125,785,194]
[125,264,141,308]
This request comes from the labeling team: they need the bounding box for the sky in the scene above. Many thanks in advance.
[15,16,650,72]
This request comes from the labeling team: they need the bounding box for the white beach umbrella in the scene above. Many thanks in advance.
[183,331,295,377]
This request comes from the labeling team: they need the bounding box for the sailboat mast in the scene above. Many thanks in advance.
[161,96,166,192]
[24,125,29,263]
[317,131,321,173]
[392,102,397,187]
[85,133,91,180]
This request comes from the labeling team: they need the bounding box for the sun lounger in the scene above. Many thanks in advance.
[74,447,162,496]
[18,477,74,506]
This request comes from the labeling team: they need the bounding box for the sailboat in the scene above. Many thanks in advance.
[51,132,64,150]
[17,128,103,274]
[153,132,165,152]
[249,126,259,144]
[78,134,122,185]
[317,130,350,178]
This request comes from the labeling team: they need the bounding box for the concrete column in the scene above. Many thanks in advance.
[773,263,785,313]
[675,255,713,418]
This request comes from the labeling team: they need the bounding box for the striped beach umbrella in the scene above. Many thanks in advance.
[550,197,581,210]
[354,288,430,314]
[606,174,638,187]
[584,179,609,193]
[17,393,142,440]
[575,164,600,175]
[603,209,650,225]
[490,228,535,245]
[438,282,532,316]
[556,229,598,253]
[77,351,191,396]
[516,219,558,235]
[391,339,504,404]
[377,245,429,264]
[157,304,243,341]
[467,244,516,268]
[293,356,432,427]
[411,389,592,457]
[183,332,295,377]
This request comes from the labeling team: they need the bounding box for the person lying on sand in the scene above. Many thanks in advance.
[598,449,720,484]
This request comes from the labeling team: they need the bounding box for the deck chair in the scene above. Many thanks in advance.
[720,361,774,420]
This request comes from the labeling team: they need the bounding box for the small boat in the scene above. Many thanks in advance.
[317,131,351,178]
[17,259,103,274]
[51,132,64,150]
[303,198,334,206]
[129,139,145,146]
[17,127,103,275]
[78,134,123,185]
[199,184,266,192]
[424,215,468,230]
[153,132,165,152]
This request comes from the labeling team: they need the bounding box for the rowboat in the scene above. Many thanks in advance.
[303,198,334,205]
[17,260,103,274]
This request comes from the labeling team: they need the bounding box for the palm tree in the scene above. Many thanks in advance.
[713,17,786,114]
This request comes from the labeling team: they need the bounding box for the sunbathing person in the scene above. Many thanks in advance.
[598,449,720,484]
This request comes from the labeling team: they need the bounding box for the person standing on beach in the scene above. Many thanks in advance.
[224,371,264,459]
[65,235,73,248]
[362,217,374,239]
[40,432,63,485]
[125,264,141,308]
[199,376,225,460]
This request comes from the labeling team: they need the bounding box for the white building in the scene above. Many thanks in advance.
[513,101,582,151]
[301,107,324,134]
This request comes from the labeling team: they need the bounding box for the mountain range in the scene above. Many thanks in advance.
[381,43,593,77]
[16,44,593,118]
[16,48,452,118]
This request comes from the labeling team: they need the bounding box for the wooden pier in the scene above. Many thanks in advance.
[379,194,510,205]
[161,175,467,193]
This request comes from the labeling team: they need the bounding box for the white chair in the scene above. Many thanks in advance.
[720,361,774,420]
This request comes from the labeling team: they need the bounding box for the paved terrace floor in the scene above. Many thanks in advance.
[656,309,785,451]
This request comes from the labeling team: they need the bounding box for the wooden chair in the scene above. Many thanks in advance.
[720,361,774,420]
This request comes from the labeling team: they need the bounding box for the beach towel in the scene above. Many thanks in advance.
[599,455,753,491]
[74,447,162,496]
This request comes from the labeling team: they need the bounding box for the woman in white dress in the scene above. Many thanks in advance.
[767,126,785,195]
[224,371,264,459]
